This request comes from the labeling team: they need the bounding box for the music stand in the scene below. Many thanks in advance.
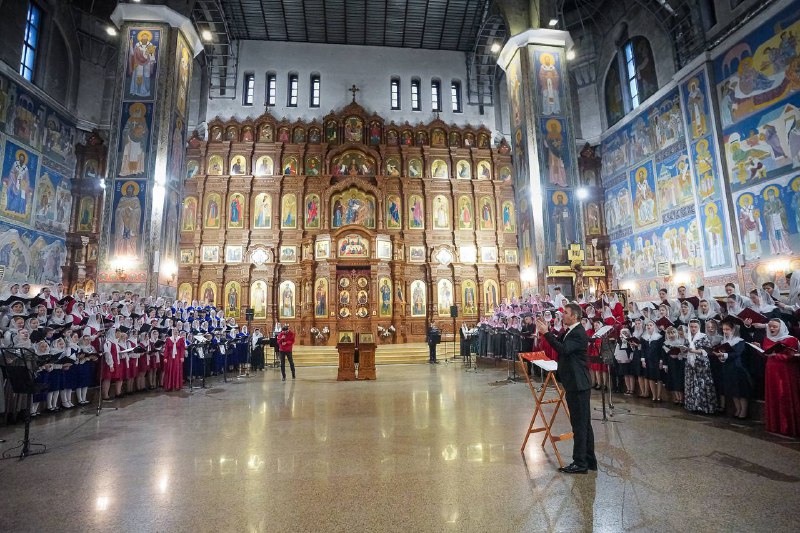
[518,351,573,468]
[0,348,47,460]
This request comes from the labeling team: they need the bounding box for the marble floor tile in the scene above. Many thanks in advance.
[1,364,798,532]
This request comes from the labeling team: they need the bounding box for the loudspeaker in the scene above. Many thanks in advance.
[245,308,255,321]
[450,305,458,318]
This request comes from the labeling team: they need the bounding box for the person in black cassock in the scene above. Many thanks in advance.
[426,322,441,364]
[536,303,596,474]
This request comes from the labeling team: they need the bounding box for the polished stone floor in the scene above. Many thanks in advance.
[1,363,799,532]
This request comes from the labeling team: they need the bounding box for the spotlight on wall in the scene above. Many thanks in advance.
[548,18,559,27]
[566,49,576,61]
[202,30,213,42]
[106,26,118,37]
[491,41,501,53]
[576,187,589,200]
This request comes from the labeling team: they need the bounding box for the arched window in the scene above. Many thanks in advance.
[603,36,658,126]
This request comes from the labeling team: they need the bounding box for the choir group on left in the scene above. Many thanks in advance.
[1,284,269,421]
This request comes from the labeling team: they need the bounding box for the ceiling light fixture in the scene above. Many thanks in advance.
[106,26,118,37]
[548,18,559,27]
[202,30,213,42]
[491,42,501,53]
[566,49,576,61]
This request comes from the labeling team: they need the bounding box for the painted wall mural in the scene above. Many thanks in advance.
[0,71,77,287]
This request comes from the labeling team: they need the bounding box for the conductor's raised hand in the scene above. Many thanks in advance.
[535,318,549,335]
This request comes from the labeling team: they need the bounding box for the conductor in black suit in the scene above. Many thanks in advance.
[536,302,597,474]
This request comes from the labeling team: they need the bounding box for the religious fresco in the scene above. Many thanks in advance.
[117,102,152,179]
[483,279,499,315]
[408,158,422,178]
[734,174,800,261]
[331,150,375,177]
[432,195,449,229]
[281,193,298,228]
[547,190,574,263]
[200,280,217,306]
[305,193,320,229]
[630,161,659,230]
[410,280,426,317]
[655,151,694,214]
[477,160,492,180]
[499,166,512,182]
[456,160,471,179]
[378,277,392,317]
[181,197,197,231]
[160,188,180,266]
[344,117,363,143]
[228,192,245,228]
[331,188,376,228]
[608,215,703,281]
[179,249,193,264]
[457,196,473,230]
[186,159,199,179]
[109,180,146,259]
[314,278,328,318]
[207,155,223,175]
[280,245,297,263]
[478,196,494,231]
[77,196,95,233]
[461,280,477,316]
[178,282,193,303]
[679,68,736,273]
[385,156,401,177]
[715,4,800,192]
[224,281,241,317]
[337,234,369,258]
[204,193,221,229]
[386,194,401,229]
[254,155,273,176]
[1,141,39,225]
[293,127,305,144]
[201,245,219,263]
[431,159,449,179]
[252,192,272,228]
[0,220,66,285]
[230,155,246,175]
[168,116,186,185]
[534,50,563,116]
[282,156,299,176]
[125,28,159,100]
[251,280,268,319]
[175,35,191,117]
[542,118,569,187]
[39,174,72,233]
[437,279,454,317]
[502,200,515,232]
[305,156,321,176]
[258,123,274,142]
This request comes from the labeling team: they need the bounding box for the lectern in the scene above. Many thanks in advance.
[357,333,376,380]
[336,342,356,381]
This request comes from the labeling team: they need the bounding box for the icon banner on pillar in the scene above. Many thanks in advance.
[532,50,564,116]
[125,28,161,100]
[117,102,152,179]
[109,179,147,260]
[546,189,575,264]
[541,117,570,187]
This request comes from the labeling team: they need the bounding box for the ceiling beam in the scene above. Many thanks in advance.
[438,0,451,49]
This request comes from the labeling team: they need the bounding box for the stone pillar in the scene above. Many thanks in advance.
[497,30,581,294]
[98,5,202,297]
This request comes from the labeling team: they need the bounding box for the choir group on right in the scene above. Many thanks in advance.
[538,271,800,438]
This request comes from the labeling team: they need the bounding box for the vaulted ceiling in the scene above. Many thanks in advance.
[219,0,492,51]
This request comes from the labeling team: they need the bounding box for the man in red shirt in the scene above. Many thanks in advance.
[277,324,296,381]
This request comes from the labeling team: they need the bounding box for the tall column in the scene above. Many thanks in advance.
[98,4,202,297]
[498,30,580,294]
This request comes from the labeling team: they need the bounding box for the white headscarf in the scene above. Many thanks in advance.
[696,299,716,320]
[726,295,747,316]
[788,270,800,306]
[722,324,743,346]
[753,289,777,314]
[641,321,663,341]
[678,301,696,323]
[766,319,792,342]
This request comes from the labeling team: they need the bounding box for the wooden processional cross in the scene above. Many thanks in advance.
[349,84,360,103]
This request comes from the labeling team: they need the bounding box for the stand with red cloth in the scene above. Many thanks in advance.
[518,351,573,468]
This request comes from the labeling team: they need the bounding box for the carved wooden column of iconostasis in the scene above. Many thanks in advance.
[178,100,516,344]
[98,5,201,297]
[67,131,108,294]
[498,29,582,295]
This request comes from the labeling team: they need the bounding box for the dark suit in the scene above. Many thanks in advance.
[545,324,596,469]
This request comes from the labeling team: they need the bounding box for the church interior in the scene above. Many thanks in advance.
[1,0,800,531]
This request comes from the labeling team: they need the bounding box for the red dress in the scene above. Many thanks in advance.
[102,341,124,381]
[763,336,800,437]
[540,327,562,362]
[162,336,185,391]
